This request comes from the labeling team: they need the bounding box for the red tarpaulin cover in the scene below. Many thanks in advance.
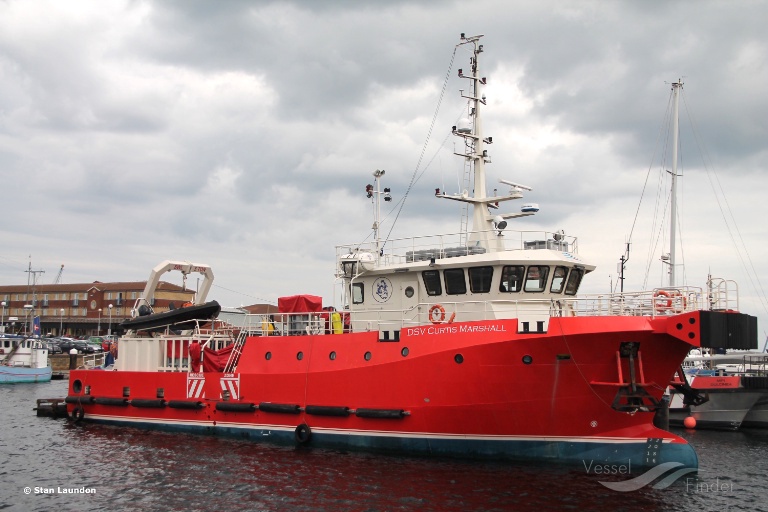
[278,294,322,313]
[203,344,234,372]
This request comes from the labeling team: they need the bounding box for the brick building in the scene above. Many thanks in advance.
[0,281,196,337]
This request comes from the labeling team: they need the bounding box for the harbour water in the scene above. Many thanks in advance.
[2,380,767,511]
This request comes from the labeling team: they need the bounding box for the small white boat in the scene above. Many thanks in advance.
[0,336,52,383]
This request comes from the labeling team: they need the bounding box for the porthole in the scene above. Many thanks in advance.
[72,380,82,394]
[405,286,415,298]
[522,355,533,365]
[297,351,304,361]
[364,351,372,361]
[401,347,409,357]
[265,351,272,360]
[454,354,464,364]
[329,351,337,360]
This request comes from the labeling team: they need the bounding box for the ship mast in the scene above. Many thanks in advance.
[366,169,391,261]
[438,33,534,252]
[668,79,682,287]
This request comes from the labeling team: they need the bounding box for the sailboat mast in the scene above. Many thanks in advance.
[669,80,682,287]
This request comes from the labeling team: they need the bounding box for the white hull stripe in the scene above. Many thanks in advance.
[84,414,671,445]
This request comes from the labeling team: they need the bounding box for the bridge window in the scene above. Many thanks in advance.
[444,268,467,295]
[550,266,568,293]
[565,268,584,295]
[352,283,364,304]
[422,270,442,296]
[500,266,525,292]
[469,266,493,293]
[524,266,550,292]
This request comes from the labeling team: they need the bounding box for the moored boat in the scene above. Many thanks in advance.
[64,34,758,470]
[1,335,52,383]
[670,353,768,429]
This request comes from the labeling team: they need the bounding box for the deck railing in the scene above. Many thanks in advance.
[113,285,717,372]
[336,228,580,270]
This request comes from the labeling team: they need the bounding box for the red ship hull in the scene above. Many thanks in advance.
[67,314,706,468]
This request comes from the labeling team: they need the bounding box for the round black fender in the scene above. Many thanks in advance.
[71,405,85,423]
[294,423,311,444]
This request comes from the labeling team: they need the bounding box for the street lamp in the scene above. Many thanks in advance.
[108,304,113,336]
[1,301,5,334]
[60,308,65,336]
[98,308,102,335]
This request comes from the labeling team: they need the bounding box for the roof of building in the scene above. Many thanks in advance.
[241,304,280,315]
[0,281,191,293]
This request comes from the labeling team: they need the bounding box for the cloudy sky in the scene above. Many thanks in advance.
[1,0,766,337]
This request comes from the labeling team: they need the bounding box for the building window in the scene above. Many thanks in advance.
[444,268,467,295]
[468,266,493,293]
[422,270,442,296]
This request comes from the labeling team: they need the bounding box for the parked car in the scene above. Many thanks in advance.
[44,341,63,354]
[56,337,78,353]
[86,341,105,353]
[72,340,98,354]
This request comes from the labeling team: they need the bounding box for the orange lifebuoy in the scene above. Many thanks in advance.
[653,290,672,313]
[674,293,687,313]
[429,304,446,324]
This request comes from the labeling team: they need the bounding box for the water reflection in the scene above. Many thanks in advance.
[2,380,768,511]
